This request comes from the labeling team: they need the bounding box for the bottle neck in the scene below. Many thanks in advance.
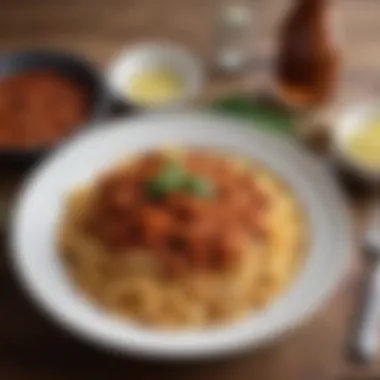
[289,0,329,27]
[296,0,327,15]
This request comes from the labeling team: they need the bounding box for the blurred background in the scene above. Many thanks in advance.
[1,0,379,84]
[1,0,380,379]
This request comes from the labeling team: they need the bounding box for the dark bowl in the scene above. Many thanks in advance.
[0,49,111,164]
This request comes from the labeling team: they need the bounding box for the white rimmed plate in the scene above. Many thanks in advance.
[10,112,352,359]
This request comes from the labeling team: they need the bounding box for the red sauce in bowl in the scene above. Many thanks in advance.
[0,69,89,148]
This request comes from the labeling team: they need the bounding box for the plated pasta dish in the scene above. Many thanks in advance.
[57,148,306,328]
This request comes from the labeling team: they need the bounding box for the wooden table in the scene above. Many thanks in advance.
[0,1,380,379]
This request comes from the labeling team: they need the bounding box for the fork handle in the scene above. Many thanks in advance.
[350,260,380,362]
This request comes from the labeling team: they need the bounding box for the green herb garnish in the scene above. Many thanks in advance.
[145,161,215,200]
[145,161,185,199]
[182,175,215,198]
[210,94,295,136]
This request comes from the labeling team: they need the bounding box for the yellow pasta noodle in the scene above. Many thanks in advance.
[57,150,306,328]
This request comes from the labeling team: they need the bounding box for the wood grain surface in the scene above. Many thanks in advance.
[0,1,380,379]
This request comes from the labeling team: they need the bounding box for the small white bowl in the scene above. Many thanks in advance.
[331,102,380,182]
[107,42,204,110]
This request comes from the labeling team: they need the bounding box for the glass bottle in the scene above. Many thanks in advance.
[275,0,341,108]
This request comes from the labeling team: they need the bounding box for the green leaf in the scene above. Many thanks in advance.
[145,161,185,199]
[145,162,216,200]
[182,175,215,198]
[145,180,166,200]
[210,94,295,136]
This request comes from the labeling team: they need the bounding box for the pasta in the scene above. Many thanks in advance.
[57,149,306,328]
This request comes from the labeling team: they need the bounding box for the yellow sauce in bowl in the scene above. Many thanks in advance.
[127,67,184,106]
[345,117,380,169]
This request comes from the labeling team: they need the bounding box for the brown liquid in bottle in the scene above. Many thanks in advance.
[276,0,341,108]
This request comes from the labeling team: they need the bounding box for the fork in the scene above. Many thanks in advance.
[349,202,380,362]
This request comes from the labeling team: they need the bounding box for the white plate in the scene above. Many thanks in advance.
[10,112,352,359]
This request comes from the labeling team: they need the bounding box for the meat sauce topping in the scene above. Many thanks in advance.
[86,151,269,274]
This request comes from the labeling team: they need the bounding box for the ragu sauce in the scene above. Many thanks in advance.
[0,69,89,148]
[87,151,269,275]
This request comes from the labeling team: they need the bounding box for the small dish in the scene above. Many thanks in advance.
[107,42,204,110]
[0,49,110,162]
[331,102,380,183]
